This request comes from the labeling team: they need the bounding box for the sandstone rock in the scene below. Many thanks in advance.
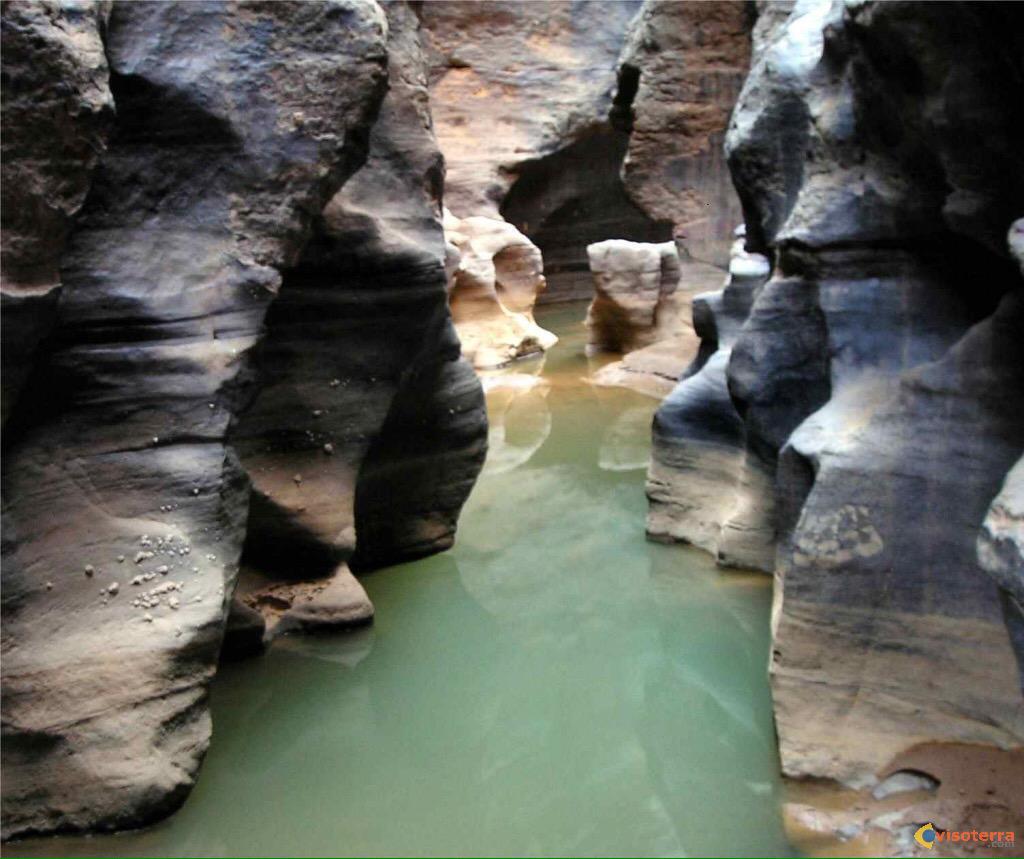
[1,0,389,839]
[614,0,752,266]
[220,597,266,662]
[0,1,113,424]
[979,458,1024,689]
[444,210,558,369]
[231,2,487,580]
[423,1,678,302]
[274,565,374,635]
[646,231,774,570]
[590,258,723,399]
[650,0,1024,787]
[585,239,680,355]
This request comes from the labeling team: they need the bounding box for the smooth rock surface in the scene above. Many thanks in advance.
[1,0,389,839]
[614,1,752,266]
[585,240,680,355]
[445,210,558,369]
[649,0,1024,785]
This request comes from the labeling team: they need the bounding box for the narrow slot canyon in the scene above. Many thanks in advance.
[2,2,1022,857]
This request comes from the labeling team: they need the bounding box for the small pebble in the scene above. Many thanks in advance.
[152,436,159,444]
[312,410,323,418]
[117,555,125,563]
[169,597,180,610]
[107,582,119,596]
[45,581,54,591]
[84,564,95,577]
[143,613,153,623]
[156,565,169,575]
[192,488,200,496]
[323,443,334,455]
[329,378,340,387]
[293,474,303,484]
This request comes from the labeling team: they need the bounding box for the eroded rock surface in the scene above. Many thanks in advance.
[444,210,557,369]
[646,229,772,568]
[585,239,680,355]
[0,1,113,423]
[650,0,1024,786]
[614,0,752,266]
[1,0,391,839]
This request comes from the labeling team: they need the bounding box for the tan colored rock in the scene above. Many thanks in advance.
[445,210,557,369]
[615,1,752,267]
[590,257,723,398]
[275,565,374,634]
[585,239,680,354]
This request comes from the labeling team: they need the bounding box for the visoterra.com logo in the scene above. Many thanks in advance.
[913,822,1016,850]
[915,823,937,849]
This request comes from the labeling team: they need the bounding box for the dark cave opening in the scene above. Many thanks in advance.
[500,125,672,304]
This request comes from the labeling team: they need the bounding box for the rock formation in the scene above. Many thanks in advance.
[1,1,113,424]
[650,0,1024,789]
[646,228,773,568]
[444,211,557,368]
[1,0,486,840]
[422,1,751,301]
[613,1,752,267]
[585,240,681,355]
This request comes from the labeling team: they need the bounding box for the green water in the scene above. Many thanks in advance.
[14,304,793,858]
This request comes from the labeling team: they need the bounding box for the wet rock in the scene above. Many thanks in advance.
[645,231,773,569]
[1,0,389,839]
[445,210,557,368]
[274,565,374,635]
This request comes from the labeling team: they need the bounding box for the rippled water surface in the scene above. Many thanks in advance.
[16,303,793,858]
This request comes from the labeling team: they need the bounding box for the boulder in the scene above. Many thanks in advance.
[585,239,680,355]
[444,210,558,369]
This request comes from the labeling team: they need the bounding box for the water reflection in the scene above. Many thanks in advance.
[13,301,793,858]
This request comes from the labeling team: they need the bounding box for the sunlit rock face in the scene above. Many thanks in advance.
[444,211,558,368]
[422,1,751,302]
[1,0,486,839]
[646,229,773,569]
[585,240,680,355]
[653,0,1024,784]
[231,3,487,592]
[614,0,752,267]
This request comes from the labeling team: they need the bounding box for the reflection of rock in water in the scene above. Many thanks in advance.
[598,406,655,472]
[480,370,552,476]
[272,625,376,670]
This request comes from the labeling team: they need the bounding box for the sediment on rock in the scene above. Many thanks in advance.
[648,0,1024,789]
[1,0,394,839]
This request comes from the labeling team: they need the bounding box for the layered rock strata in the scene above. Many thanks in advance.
[613,0,752,266]
[646,229,772,568]
[650,0,1024,786]
[444,210,557,369]
[422,1,751,301]
[1,0,487,840]
[0,1,113,424]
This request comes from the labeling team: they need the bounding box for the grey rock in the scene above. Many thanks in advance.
[1,0,389,839]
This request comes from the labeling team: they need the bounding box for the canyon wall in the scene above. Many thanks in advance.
[651,0,1024,787]
[424,0,751,303]
[1,0,485,840]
